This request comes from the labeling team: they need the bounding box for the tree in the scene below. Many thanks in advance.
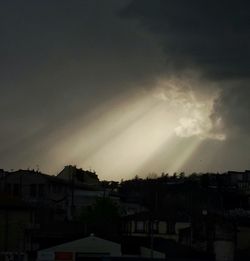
[178,172,186,179]
[146,172,158,179]
[80,198,120,239]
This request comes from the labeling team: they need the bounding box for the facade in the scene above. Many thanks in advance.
[0,169,108,253]
[37,235,165,261]
[0,195,35,258]
[119,202,148,216]
[57,166,99,186]
[0,169,104,221]
[37,235,122,261]
[1,170,70,222]
[201,170,250,190]
[122,212,191,242]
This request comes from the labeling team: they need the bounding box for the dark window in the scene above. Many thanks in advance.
[128,221,132,233]
[13,254,24,261]
[30,184,37,197]
[0,254,5,261]
[123,221,132,233]
[167,221,175,234]
[135,221,144,233]
[57,185,62,193]
[52,184,57,193]
[38,184,45,197]
[153,221,159,233]
[5,183,11,194]
[50,209,54,220]
[148,221,158,234]
[13,183,20,196]
[52,184,62,193]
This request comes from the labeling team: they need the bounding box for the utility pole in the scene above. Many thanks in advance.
[150,191,158,260]
[150,219,154,260]
[4,209,9,251]
[71,171,75,219]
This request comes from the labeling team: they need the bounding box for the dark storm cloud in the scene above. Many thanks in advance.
[0,0,166,171]
[122,0,250,134]
[122,0,250,79]
[212,81,250,135]
[0,0,161,95]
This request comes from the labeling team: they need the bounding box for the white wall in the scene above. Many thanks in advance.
[37,236,122,261]
[214,240,234,261]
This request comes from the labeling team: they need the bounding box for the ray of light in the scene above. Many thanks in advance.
[49,91,173,177]
[48,79,219,180]
[167,137,202,174]
[80,102,174,180]
[135,135,202,176]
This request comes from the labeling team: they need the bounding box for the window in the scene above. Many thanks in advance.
[52,184,62,193]
[153,221,159,233]
[30,184,37,197]
[5,183,11,194]
[148,220,159,234]
[167,221,176,234]
[13,183,20,196]
[135,221,144,233]
[123,221,132,233]
[38,184,45,197]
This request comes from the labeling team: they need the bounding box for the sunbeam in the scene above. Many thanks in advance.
[46,78,225,180]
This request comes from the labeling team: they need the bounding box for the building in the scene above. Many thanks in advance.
[57,166,99,186]
[122,211,191,242]
[0,168,105,221]
[0,169,109,253]
[0,194,35,260]
[37,235,165,261]
[1,170,70,222]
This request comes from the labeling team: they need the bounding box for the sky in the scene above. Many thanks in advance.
[0,0,249,180]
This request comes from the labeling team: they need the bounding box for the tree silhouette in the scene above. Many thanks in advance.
[80,197,120,239]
